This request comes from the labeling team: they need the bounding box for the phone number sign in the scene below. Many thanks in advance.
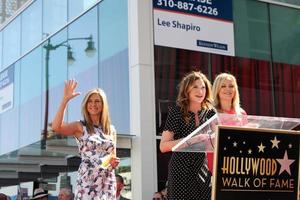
[153,0,235,56]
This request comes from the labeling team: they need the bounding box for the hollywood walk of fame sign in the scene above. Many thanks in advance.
[212,126,300,200]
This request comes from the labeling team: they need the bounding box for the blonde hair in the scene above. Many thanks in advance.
[81,88,111,135]
[212,73,241,113]
[177,71,213,122]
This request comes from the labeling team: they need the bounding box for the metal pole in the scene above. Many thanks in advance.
[42,40,50,148]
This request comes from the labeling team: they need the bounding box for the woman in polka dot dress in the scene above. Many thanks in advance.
[52,80,120,200]
[160,71,216,200]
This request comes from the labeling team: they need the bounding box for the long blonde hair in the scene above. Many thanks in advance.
[81,88,111,135]
[177,71,213,122]
[212,73,241,113]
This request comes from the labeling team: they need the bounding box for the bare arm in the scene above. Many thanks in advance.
[52,80,81,137]
[160,130,212,153]
[111,127,117,156]
[160,130,185,153]
[109,127,120,168]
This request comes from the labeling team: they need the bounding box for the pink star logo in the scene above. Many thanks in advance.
[276,150,295,175]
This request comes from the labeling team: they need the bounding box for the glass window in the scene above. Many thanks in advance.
[19,47,43,147]
[2,16,21,68]
[67,6,98,121]
[98,0,130,134]
[43,0,67,39]
[270,5,300,65]
[263,0,300,7]
[211,54,274,116]
[21,0,42,55]
[233,0,271,61]
[273,62,300,118]
[0,62,21,155]
[99,0,128,61]
[0,31,2,70]
[68,0,98,20]
[42,29,68,126]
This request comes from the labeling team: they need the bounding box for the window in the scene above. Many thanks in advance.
[3,16,21,67]
[98,0,130,134]
[19,47,43,146]
[43,0,67,39]
[270,5,300,65]
[21,0,42,54]
[233,0,271,61]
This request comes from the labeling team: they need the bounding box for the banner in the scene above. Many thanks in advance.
[0,65,14,114]
[153,0,235,56]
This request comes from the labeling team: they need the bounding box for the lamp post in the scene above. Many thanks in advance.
[42,35,96,147]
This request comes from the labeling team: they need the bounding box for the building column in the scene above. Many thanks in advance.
[128,0,157,199]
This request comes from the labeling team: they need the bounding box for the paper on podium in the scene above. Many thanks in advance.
[172,114,218,153]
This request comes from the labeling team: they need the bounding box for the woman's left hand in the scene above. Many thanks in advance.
[110,156,120,169]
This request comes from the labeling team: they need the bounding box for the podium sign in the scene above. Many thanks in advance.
[212,126,300,200]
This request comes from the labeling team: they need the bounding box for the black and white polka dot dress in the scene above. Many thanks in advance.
[164,105,216,200]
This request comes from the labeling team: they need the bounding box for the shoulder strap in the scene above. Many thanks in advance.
[80,120,87,126]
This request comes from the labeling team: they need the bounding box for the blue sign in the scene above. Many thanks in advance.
[0,65,14,113]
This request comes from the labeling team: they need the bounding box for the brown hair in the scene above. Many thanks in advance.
[176,71,213,122]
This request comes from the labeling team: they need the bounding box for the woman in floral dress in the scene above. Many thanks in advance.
[52,80,119,200]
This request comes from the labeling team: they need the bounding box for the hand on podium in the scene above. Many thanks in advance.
[187,133,215,147]
[194,133,210,142]
[193,133,215,143]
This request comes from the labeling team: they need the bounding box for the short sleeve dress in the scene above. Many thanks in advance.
[75,123,116,200]
[164,105,216,200]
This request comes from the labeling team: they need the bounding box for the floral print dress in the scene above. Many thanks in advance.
[75,124,116,200]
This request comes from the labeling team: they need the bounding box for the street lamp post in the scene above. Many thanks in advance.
[42,39,51,148]
[41,35,96,147]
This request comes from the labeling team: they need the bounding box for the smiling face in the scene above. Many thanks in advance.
[86,93,103,116]
[188,79,206,105]
[218,78,236,102]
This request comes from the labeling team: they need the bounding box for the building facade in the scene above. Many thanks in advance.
[0,0,299,199]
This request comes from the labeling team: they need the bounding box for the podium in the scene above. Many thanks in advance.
[172,114,300,200]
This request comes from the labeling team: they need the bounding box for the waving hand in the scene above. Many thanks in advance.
[63,80,81,101]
